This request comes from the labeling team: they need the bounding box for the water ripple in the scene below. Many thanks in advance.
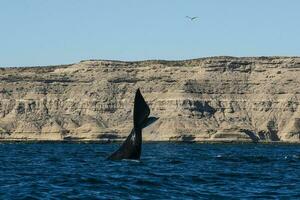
[0,143,300,199]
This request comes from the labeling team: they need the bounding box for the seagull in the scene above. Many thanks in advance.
[186,16,198,21]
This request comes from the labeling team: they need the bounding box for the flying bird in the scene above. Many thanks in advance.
[186,16,198,21]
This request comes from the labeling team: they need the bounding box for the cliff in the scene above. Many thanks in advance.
[0,57,299,142]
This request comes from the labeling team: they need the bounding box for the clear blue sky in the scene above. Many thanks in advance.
[1,0,300,67]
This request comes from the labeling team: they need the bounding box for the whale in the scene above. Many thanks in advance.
[107,88,158,160]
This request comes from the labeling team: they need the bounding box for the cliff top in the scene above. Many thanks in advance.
[1,56,299,69]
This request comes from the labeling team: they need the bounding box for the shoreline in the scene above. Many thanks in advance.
[0,139,300,145]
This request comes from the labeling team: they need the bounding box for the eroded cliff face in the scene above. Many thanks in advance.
[0,57,299,142]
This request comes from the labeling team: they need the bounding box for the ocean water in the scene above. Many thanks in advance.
[0,143,299,199]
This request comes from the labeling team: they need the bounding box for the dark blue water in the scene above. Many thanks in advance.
[0,143,299,199]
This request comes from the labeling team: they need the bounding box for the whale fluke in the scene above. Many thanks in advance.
[107,89,158,160]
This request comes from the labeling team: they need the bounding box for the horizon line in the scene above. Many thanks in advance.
[1,55,299,68]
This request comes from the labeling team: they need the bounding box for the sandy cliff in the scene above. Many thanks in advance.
[0,57,299,142]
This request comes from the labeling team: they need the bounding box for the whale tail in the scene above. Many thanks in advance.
[107,88,158,160]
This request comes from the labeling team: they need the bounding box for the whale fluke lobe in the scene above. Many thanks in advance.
[107,89,158,160]
[134,89,150,128]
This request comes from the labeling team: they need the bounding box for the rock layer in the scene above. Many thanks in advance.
[0,57,299,142]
